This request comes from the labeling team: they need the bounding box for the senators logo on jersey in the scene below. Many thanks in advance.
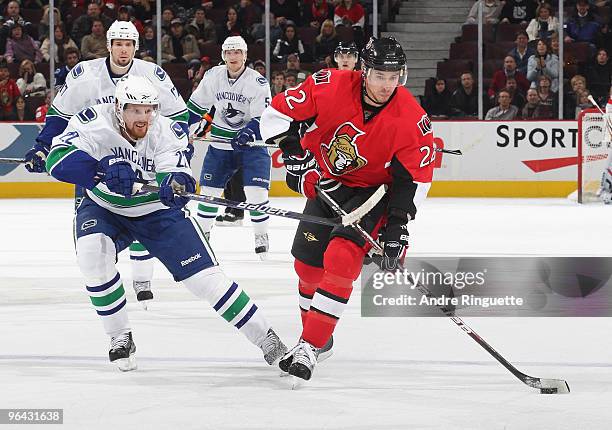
[321,122,367,176]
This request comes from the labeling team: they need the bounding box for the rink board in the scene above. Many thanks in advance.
[0,121,586,198]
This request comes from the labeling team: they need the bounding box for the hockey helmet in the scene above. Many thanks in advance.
[114,75,159,133]
[221,36,248,63]
[361,37,408,86]
[107,20,140,51]
[334,41,359,60]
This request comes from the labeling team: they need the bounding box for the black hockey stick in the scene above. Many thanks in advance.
[316,185,570,394]
[0,157,26,164]
[134,181,385,228]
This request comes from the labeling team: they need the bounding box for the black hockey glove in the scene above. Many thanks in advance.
[378,217,409,271]
[282,150,321,199]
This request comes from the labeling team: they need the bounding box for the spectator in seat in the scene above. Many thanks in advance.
[80,18,108,60]
[284,52,311,84]
[251,12,283,45]
[16,59,46,97]
[563,74,587,119]
[422,78,452,119]
[564,0,600,46]
[485,89,519,120]
[41,24,78,63]
[187,7,217,46]
[521,87,554,119]
[0,58,20,121]
[305,0,334,29]
[218,6,248,42]
[71,2,112,44]
[237,0,262,31]
[161,7,176,36]
[488,55,530,99]
[54,46,81,89]
[5,21,43,64]
[500,0,537,25]
[253,59,266,76]
[35,90,52,123]
[584,48,611,108]
[4,1,34,38]
[450,71,479,117]
[314,19,338,63]
[535,74,557,115]
[10,95,34,121]
[465,0,504,25]
[188,56,212,82]
[575,89,594,118]
[38,6,62,42]
[271,0,301,26]
[162,19,200,63]
[505,76,526,109]
[137,25,156,62]
[508,30,535,76]
[526,3,558,41]
[334,0,365,29]
[273,24,306,62]
[271,70,285,96]
[527,38,559,92]
[285,69,298,89]
[116,6,144,36]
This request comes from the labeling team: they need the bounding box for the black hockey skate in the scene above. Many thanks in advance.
[288,340,318,382]
[254,233,269,260]
[133,281,153,310]
[216,212,244,226]
[109,332,137,372]
[279,335,333,374]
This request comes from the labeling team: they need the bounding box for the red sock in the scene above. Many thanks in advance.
[302,238,365,348]
[294,259,324,326]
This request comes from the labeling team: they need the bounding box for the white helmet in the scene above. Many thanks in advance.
[114,75,159,133]
[107,20,140,51]
[221,36,248,63]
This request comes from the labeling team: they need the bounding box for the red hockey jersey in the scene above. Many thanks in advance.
[265,69,435,189]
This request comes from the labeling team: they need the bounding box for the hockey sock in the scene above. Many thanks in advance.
[302,238,364,348]
[196,186,223,232]
[244,186,269,235]
[77,233,130,337]
[294,259,324,326]
[183,266,271,347]
[129,241,154,282]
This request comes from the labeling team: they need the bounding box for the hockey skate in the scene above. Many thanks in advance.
[279,335,333,374]
[215,212,244,227]
[259,328,288,365]
[109,332,137,372]
[288,340,318,386]
[254,233,269,260]
[133,281,153,310]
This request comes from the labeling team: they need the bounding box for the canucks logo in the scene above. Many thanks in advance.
[154,66,167,81]
[222,102,246,128]
[321,122,367,176]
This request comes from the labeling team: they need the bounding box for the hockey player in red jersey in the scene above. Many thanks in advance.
[260,37,435,382]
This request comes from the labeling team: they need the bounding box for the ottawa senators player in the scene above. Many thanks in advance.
[260,37,435,382]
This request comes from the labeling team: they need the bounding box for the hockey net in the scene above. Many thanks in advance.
[576,108,610,203]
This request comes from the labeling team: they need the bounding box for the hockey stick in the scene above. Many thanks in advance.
[135,181,385,228]
[194,137,463,155]
[0,157,26,164]
[316,186,570,394]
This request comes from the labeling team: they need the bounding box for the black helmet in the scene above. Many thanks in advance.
[361,37,408,85]
[334,41,359,58]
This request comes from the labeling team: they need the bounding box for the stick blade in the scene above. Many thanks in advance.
[341,185,386,226]
[538,378,570,394]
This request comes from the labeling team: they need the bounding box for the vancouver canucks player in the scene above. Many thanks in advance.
[24,21,189,306]
[45,75,287,371]
[187,36,272,259]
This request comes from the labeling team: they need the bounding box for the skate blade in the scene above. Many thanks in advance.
[115,355,137,372]
[140,300,150,311]
[257,252,268,261]
[291,376,305,390]
[318,349,333,363]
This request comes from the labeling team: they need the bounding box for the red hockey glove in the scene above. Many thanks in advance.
[282,150,321,199]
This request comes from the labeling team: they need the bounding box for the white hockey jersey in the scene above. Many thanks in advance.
[38,58,188,147]
[47,104,192,217]
[187,65,271,150]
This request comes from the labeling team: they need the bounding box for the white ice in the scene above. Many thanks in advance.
[0,197,611,429]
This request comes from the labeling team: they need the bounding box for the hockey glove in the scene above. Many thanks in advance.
[159,172,196,209]
[283,150,321,199]
[193,112,214,139]
[97,156,137,198]
[378,217,409,271]
[601,168,612,204]
[231,119,261,151]
[24,142,50,173]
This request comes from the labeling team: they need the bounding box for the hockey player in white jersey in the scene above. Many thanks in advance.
[600,97,612,204]
[45,75,287,371]
[24,21,189,306]
[187,36,272,258]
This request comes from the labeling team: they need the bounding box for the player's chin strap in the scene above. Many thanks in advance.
[109,57,133,75]
[315,185,570,395]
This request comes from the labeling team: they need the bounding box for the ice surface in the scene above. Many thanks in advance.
[0,197,611,429]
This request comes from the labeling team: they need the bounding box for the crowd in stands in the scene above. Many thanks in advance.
[421,0,612,120]
[0,0,371,122]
